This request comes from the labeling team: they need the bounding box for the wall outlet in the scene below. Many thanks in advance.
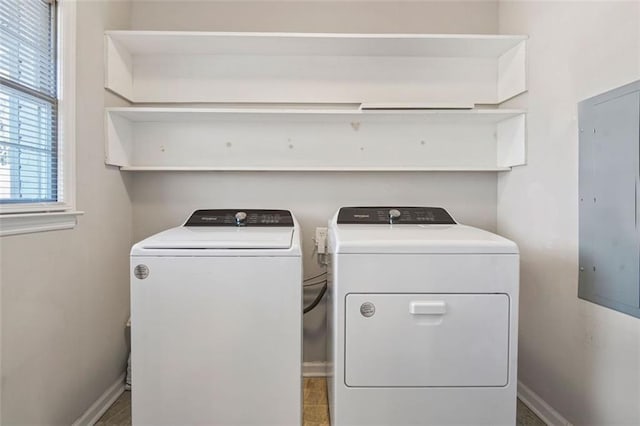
[315,227,328,254]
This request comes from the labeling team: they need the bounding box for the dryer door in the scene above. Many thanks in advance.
[345,293,509,387]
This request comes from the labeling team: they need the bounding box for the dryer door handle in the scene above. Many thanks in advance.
[410,301,447,315]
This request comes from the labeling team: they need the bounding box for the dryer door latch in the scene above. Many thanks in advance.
[409,301,447,315]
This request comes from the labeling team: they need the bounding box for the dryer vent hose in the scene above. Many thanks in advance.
[303,283,327,314]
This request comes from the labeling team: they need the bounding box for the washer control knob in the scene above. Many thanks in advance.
[389,209,401,224]
[235,211,248,226]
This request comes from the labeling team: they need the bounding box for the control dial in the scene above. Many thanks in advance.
[235,211,248,226]
[388,209,401,224]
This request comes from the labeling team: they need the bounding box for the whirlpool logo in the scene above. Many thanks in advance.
[134,264,149,279]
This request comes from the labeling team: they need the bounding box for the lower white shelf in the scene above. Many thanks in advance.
[105,107,526,171]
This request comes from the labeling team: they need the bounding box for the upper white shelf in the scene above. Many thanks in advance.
[104,31,527,105]
[105,31,526,57]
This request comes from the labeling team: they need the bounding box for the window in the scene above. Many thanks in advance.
[1,0,58,203]
[0,0,80,236]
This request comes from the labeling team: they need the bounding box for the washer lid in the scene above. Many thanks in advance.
[136,226,294,250]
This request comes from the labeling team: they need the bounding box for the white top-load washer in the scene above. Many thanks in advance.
[131,209,302,426]
[327,207,519,426]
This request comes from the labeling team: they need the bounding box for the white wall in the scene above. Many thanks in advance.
[498,1,640,424]
[129,0,501,362]
[130,0,498,33]
[0,1,133,424]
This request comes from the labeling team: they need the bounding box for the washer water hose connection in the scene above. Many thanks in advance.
[304,283,327,314]
[303,271,328,314]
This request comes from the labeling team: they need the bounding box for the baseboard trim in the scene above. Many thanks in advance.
[303,361,328,377]
[518,380,572,426]
[72,373,126,426]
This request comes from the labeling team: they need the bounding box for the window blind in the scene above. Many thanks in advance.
[0,0,57,203]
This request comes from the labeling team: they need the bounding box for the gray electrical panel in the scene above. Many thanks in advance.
[578,80,640,318]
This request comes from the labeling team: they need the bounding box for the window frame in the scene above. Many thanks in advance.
[0,0,82,236]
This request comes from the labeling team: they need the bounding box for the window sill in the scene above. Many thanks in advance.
[0,211,84,237]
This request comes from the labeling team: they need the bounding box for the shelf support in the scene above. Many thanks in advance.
[498,40,527,103]
[105,35,134,102]
[497,114,526,168]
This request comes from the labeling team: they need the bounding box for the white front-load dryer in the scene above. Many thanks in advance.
[327,207,519,426]
[130,209,302,426]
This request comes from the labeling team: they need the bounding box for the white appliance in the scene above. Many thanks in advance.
[327,207,519,425]
[130,209,302,426]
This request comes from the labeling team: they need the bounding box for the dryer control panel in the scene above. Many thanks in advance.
[185,209,294,227]
[337,207,456,225]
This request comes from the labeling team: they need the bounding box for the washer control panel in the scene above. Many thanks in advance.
[185,209,294,227]
[337,207,456,225]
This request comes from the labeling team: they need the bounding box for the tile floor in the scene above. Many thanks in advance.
[96,378,545,426]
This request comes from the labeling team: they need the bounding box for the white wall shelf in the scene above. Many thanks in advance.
[105,107,526,172]
[104,31,527,105]
[118,166,512,172]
